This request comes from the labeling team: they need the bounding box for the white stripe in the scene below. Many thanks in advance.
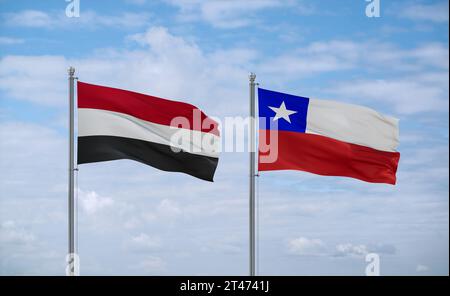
[78,108,220,158]
[306,98,399,152]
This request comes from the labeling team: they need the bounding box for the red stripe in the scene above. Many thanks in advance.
[77,81,219,136]
[258,130,400,185]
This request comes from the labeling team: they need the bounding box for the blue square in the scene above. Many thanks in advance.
[258,88,309,133]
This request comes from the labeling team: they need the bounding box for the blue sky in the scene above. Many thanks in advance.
[0,0,448,275]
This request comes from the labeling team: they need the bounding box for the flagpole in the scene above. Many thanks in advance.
[249,73,256,276]
[68,66,76,276]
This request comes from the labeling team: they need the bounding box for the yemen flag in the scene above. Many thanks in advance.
[258,88,400,185]
[77,82,220,181]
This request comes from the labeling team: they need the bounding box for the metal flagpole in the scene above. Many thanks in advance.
[249,73,256,276]
[68,66,76,276]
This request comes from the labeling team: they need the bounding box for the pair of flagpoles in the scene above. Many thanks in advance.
[67,68,259,276]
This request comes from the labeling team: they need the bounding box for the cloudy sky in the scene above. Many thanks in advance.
[0,0,448,275]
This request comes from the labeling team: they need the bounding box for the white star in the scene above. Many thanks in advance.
[268,101,297,123]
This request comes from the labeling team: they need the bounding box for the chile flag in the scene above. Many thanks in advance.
[258,88,400,185]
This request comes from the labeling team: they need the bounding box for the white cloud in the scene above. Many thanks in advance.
[3,10,151,29]
[83,11,151,29]
[78,189,114,215]
[156,199,182,218]
[416,264,430,272]
[334,243,396,257]
[0,218,62,275]
[260,40,449,78]
[200,0,282,28]
[0,36,25,45]
[0,26,252,114]
[335,243,369,257]
[128,233,162,250]
[287,238,397,258]
[164,0,294,28]
[2,30,447,117]
[5,10,52,28]
[258,40,449,115]
[139,198,183,223]
[287,237,326,256]
[259,40,361,76]
[0,121,66,197]
[136,256,166,272]
[0,220,35,245]
[0,55,68,106]
[200,235,242,254]
[330,73,449,115]
[128,26,202,57]
[409,43,449,70]
[402,146,449,166]
[369,243,397,255]
[400,2,449,23]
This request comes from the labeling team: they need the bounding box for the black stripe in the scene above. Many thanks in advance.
[78,136,218,182]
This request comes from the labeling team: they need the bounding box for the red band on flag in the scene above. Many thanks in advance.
[77,81,219,136]
[258,130,400,185]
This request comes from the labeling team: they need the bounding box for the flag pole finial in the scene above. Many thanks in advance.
[68,66,75,77]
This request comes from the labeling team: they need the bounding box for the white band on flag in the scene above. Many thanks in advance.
[306,98,399,152]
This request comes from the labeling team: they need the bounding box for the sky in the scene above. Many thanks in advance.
[0,0,448,275]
